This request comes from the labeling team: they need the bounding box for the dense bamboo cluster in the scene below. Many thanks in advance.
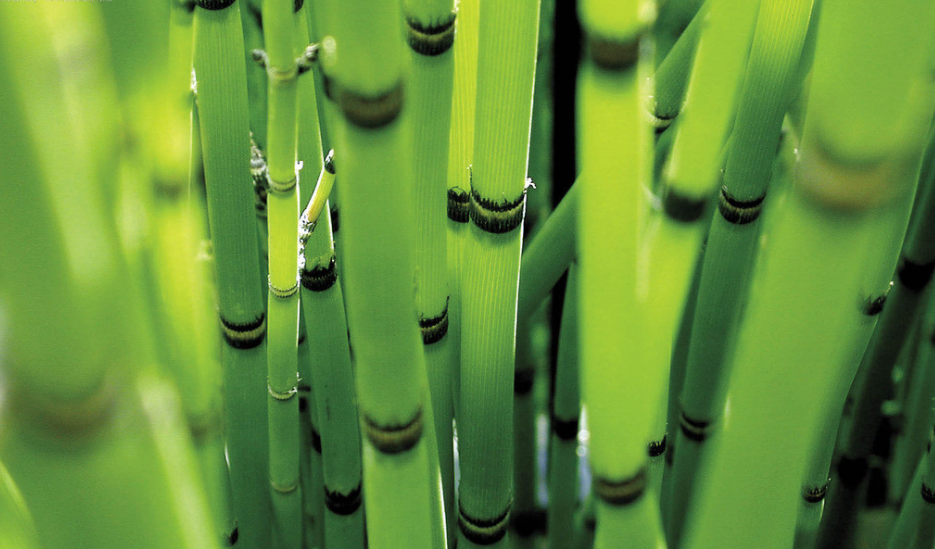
[6,0,935,548]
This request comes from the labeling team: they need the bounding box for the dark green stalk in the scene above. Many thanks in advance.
[406,0,458,542]
[665,0,813,543]
[653,0,704,62]
[547,264,581,549]
[913,412,935,549]
[889,458,925,549]
[458,0,540,546]
[193,1,271,545]
[322,1,442,545]
[650,0,706,132]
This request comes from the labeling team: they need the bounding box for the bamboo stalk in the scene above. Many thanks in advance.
[680,0,935,544]
[547,263,582,549]
[321,1,443,545]
[0,461,39,549]
[665,1,814,543]
[458,0,540,546]
[193,1,271,545]
[650,0,706,133]
[913,411,935,549]
[889,457,926,549]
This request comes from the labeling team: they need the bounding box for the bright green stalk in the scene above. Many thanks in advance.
[261,0,303,545]
[577,0,665,546]
[242,0,269,151]
[681,0,935,544]
[650,0,706,132]
[889,458,926,549]
[193,2,271,546]
[446,0,480,420]
[406,0,458,542]
[321,1,442,546]
[301,168,366,549]
[458,0,540,546]
[0,461,38,549]
[547,263,581,549]
[665,1,813,543]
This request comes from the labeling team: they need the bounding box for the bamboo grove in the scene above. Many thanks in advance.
[4,0,935,547]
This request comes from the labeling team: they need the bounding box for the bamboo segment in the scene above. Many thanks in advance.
[680,0,935,545]
[458,0,540,546]
[665,0,813,542]
[577,0,667,546]
[650,0,706,133]
[913,412,935,549]
[889,458,925,549]
[321,1,443,546]
[406,0,458,542]
[547,264,582,549]
[447,0,481,420]
[0,461,38,549]
[193,2,271,545]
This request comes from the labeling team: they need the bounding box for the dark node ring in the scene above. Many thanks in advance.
[665,444,674,466]
[363,408,423,454]
[679,412,712,442]
[298,395,308,413]
[301,256,338,292]
[330,205,340,232]
[662,186,707,224]
[419,298,449,345]
[648,435,667,457]
[898,258,935,293]
[311,427,322,454]
[178,0,196,13]
[336,80,404,129]
[802,480,830,503]
[594,467,648,506]
[469,186,527,234]
[861,293,886,316]
[448,187,470,223]
[514,368,534,395]
[552,415,580,441]
[718,187,765,225]
[294,0,303,13]
[220,313,267,349]
[511,509,546,538]
[923,481,935,504]
[406,11,457,56]
[587,32,642,72]
[836,456,868,489]
[324,149,336,175]
[325,484,363,516]
[459,501,511,545]
[226,525,239,546]
[196,0,235,10]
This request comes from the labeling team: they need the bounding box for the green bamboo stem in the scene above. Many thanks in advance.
[242,0,269,151]
[0,461,39,549]
[889,458,925,549]
[653,0,704,63]
[298,326,325,549]
[322,1,442,545]
[447,0,481,421]
[680,0,935,544]
[577,0,667,546]
[650,0,706,132]
[665,1,813,543]
[301,166,366,549]
[261,0,303,545]
[547,263,581,549]
[913,411,935,549]
[193,1,271,545]
[458,0,540,546]
[513,303,542,545]
[406,0,458,542]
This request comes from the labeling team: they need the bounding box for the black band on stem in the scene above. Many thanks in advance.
[469,186,526,234]
[420,299,449,344]
[310,426,322,454]
[898,258,935,292]
[718,187,765,225]
[922,481,935,504]
[649,435,667,457]
[861,293,887,316]
[220,314,267,349]
[663,187,707,223]
[448,187,470,223]
[301,256,338,292]
[406,12,457,56]
[196,0,235,10]
[514,368,534,395]
[594,467,648,506]
[363,408,423,454]
[459,502,511,545]
[587,33,641,72]
[802,480,830,503]
[512,509,546,538]
[836,456,869,489]
[325,484,363,515]
[552,415,580,441]
[680,412,712,442]
[336,80,404,129]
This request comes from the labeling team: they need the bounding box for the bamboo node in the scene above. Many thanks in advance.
[195,0,234,10]
[586,31,643,72]
[176,0,196,13]
[860,292,888,316]
[362,408,423,454]
[270,478,299,494]
[296,44,320,76]
[419,298,449,345]
[897,257,935,293]
[334,79,404,129]
[188,409,222,445]
[594,467,648,506]
[300,256,337,292]
[323,149,336,175]
[923,480,935,504]
[551,414,580,441]
[324,484,362,516]
[225,525,238,546]
[661,186,707,224]
[718,187,765,225]
[267,172,297,195]
[293,0,303,13]
[679,411,712,442]
[268,376,299,401]
[648,435,667,457]
[269,277,299,298]
[447,187,470,223]
[836,456,869,489]
[514,368,534,395]
[512,509,546,538]
[310,425,322,454]
[469,186,527,234]
[459,500,512,545]
[803,479,830,503]
[405,11,457,56]
[220,313,267,349]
